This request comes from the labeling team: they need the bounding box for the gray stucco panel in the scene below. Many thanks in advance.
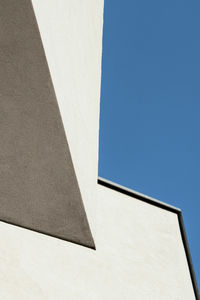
[0,0,94,248]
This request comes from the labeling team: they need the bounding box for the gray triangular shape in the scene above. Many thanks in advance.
[0,0,95,248]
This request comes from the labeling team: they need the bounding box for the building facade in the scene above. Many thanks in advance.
[0,1,198,299]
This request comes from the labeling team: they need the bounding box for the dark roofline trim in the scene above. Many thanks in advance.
[98,177,180,213]
[98,177,199,300]
[178,214,199,300]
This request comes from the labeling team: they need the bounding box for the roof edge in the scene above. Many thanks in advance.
[98,176,180,213]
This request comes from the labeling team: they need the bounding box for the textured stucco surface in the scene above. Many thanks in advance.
[0,184,196,299]
[0,1,196,299]
[32,0,104,236]
[0,0,94,248]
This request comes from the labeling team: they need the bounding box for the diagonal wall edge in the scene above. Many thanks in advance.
[0,0,95,249]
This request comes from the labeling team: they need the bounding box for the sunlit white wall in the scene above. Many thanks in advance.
[0,1,196,299]
[32,0,104,235]
[0,184,195,299]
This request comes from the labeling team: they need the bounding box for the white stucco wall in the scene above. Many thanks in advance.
[31,0,104,235]
[0,1,196,299]
[0,184,195,299]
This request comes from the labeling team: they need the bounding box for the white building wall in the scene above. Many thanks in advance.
[32,0,104,235]
[0,184,196,299]
[0,1,197,299]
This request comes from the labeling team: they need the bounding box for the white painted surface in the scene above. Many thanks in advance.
[0,185,195,299]
[0,1,196,299]
[31,0,104,234]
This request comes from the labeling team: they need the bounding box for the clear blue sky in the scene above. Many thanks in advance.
[99,0,200,288]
